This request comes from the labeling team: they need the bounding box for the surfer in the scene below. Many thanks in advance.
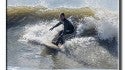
[49,13,75,46]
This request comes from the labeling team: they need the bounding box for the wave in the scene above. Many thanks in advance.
[7,6,119,69]
[7,6,95,29]
[7,6,118,40]
[7,6,94,22]
[77,10,119,40]
[64,37,118,68]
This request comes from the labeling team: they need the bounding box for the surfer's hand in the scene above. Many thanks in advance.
[49,28,53,31]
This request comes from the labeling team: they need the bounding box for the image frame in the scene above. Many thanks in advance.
[6,0,122,70]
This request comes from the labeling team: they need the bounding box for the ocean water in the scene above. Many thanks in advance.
[8,0,119,11]
[7,0,119,70]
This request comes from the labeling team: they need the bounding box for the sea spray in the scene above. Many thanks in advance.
[64,37,117,68]
[76,9,118,40]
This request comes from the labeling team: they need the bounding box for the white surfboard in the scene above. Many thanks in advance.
[42,40,65,50]
[28,39,64,51]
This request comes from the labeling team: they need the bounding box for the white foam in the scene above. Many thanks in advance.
[64,37,117,68]
[76,9,119,40]
[95,9,119,40]
[19,20,63,43]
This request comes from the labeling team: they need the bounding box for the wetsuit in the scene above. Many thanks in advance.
[52,18,75,45]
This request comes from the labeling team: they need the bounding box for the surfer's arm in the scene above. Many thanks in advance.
[49,22,62,30]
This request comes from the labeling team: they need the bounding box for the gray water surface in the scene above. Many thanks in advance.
[7,26,86,69]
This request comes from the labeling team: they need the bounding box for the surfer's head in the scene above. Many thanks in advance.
[60,13,65,20]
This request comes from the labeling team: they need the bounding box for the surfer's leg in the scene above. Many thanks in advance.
[56,35,63,45]
[57,35,64,45]
[56,30,74,45]
[52,30,63,45]
[60,37,64,44]
[56,30,73,45]
[56,31,65,45]
[62,30,74,41]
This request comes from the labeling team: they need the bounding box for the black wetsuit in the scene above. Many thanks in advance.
[52,18,75,45]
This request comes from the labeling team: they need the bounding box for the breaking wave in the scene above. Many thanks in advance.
[7,6,119,69]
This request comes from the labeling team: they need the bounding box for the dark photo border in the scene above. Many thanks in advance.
[6,0,122,70]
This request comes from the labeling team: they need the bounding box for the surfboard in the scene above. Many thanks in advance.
[28,39,64,50]
[42,41,64,50]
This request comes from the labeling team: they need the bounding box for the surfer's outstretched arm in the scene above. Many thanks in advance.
[49,22,62,30]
